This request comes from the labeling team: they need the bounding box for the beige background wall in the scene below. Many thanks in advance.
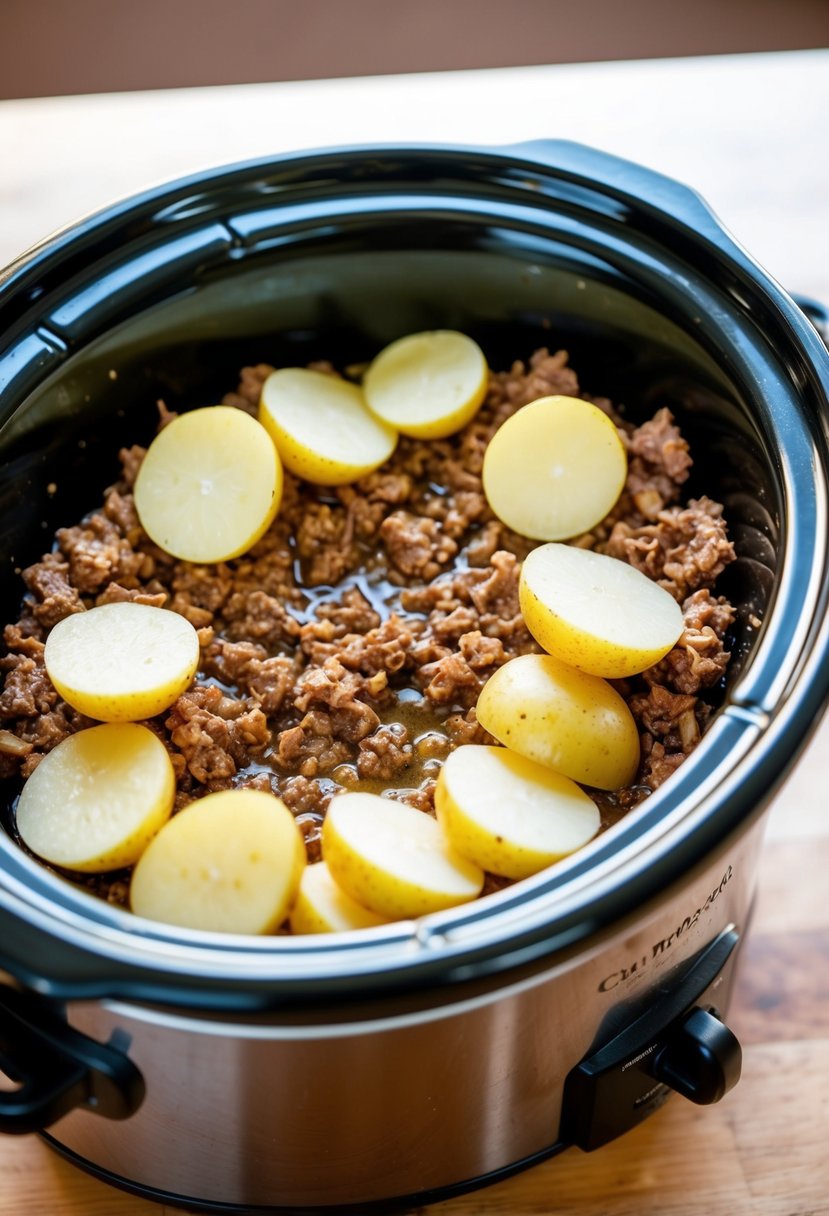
[2,0,828,99]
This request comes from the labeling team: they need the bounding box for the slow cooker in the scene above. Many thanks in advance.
[1,141,828,1213]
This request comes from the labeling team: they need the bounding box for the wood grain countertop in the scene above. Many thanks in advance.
[1,49,828,1216]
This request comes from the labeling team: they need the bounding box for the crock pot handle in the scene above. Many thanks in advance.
[0,983,144,1134]
[510,139,738,246]
[513,141,829,354]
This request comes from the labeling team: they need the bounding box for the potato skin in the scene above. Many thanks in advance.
[322,792,483,920]
[518,544,684,678]
[290,861,388,934]
[15,723,175,872]
[481,395,627,540]
[44,601,200,723]
[130,789,305,934]
[259,368,397,486]
[363,330,488,439]
[476,654,640,791]
[134,406,283,563]
[435,745,600,880]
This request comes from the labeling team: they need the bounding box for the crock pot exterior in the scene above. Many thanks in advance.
[1,141,828,1210]
[43,834,755,1209]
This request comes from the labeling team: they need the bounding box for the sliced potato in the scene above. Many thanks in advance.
[134,405,282,562]
[435,745,600,879]
[290,860,389,934]
[259,368,397,485]
[482,395,627,540]
[130,789,305,935]
[322,791,484,919]
[363,330,488,439]
[520,543,684,677]
[15,723,174,872]
[44,602,200,722]
[476,653,639,791]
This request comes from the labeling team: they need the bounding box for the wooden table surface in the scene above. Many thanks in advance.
[1,49,828,1216]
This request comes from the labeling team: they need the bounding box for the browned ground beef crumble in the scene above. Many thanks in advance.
[0,348,738,911]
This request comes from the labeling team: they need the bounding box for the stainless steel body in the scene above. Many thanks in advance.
[50,823,760,1207]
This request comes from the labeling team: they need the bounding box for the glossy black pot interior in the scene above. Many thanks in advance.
[1,141,829,1009]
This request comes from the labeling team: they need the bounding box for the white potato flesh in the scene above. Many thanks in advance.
[44,602,200,722]
[15,723,175,872]
[519,543,684,677]
[476,653,639,791]
[482,395,627,540]
[435,745,601,879]
[322,791,484,919]
[290,860,389,934]
[363,330,488,439]
[259,368,397,485]
[130,789,305,935]
[134,405,282,562]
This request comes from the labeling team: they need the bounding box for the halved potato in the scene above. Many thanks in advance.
[519,543,684,677]
[259,368,397,485]
[134,405,282,562]
[322,791,484,919]
[435,744,600,879]
[130,789,305,935]
[44,601,200,722]
[15,723,175,872]
[363,330,488,439]
[290,860,389,934]
[476,653,640,791]
[482,395,627,539]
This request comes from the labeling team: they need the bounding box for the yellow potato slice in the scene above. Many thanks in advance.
[482,395,627,540]
[435,745,601,880]
[476,653,639,791]
[520,543,684,678]
[363,330,488,439]
[290,860,389,934]
[44,602,200,722]
[322,791,484,919]
[130,789,305,935]
[134,405,282,562]
[259,368,397,485]
[15,723,175,873]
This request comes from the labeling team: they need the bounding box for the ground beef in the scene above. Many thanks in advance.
[292,658,383,741]
[381,511,459,580]
[21,554,85,631]
[170,563,234,625]
[338,471,414,541]
[315,588,381,635]
[357,723,413,780]
[639,739,687,790]
[117,445,146,489]
[165,685,269,785]
[604,496,735,601]
[275,712,353,778]
[279,774,334,816]
[295,503,357,587]
[102,488,142,539]
[0,344,742,912]
[445,708,495,748]
[96,581,168,609]
[625,407,692,517]
[221,588,301,650]
[420,630,508,708]
[487,347,580,415]
[57,513,150,595]
[221,363,275,416]
[645,590,735,695]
